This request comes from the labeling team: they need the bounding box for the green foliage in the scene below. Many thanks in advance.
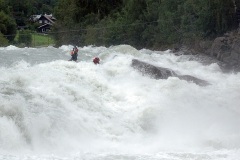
[53,0,238,49]
[53,0,124,46]
[1,0,238,49]
[0,0,11,14]
[154,0,184,47]
[6,0,56,27]
[0,32,8,46]
[18,30,32,46]
[0,11,17,41]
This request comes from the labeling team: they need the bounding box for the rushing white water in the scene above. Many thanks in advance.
[0,45,240,160]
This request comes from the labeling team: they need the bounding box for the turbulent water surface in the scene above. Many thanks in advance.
[0,45,240,160]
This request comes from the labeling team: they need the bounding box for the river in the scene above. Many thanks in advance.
[0,45,239,160]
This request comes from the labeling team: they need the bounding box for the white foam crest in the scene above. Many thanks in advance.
[5,45,19,50]
[0,59,143,153]
[0,94,29,152]
[58,45,74,51]
[109,44,139,55]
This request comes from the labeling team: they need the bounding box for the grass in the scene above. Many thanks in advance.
[14,31,55,47]
[31,33,55,47]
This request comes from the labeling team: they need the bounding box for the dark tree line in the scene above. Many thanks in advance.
[1,0,240,48]
[53,0,240,49]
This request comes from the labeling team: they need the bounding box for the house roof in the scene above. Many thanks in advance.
[30,14,56,23]
[39,15,54,24]
[45,14,56,20]
[30,15,41,22]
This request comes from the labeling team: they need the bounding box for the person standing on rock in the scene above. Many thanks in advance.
[69,46,78,62]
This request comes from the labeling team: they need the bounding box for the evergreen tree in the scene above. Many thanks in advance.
[52,0,239,48]
[0,0,17,41]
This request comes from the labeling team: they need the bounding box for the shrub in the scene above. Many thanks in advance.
[18,30,32,46]
[0,32,8,46]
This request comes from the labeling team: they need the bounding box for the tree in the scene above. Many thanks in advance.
[180,0,235,45]
[52,0,238,49]
[0,11,17,41]
[0,32,8,46]
[53,0,123,46]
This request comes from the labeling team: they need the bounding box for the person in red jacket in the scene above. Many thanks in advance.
[93,57,100,64]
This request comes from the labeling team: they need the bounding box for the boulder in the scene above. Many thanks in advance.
[211,37,227,57]
[131,59,210,86]
[210,31,240,71]
[177,75,210,86]
[131,59,176,79]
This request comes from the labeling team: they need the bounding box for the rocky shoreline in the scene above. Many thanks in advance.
[172,29,240,72]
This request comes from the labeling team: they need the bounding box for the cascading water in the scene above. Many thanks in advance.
[0,45,240,160]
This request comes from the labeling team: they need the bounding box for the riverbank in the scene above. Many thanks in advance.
[172,28,240,72]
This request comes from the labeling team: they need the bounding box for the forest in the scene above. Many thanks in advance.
[1,0,240,50]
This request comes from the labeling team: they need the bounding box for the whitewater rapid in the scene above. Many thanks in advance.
[0,45,240,160]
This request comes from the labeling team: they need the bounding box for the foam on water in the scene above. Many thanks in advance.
[0,45,240,159]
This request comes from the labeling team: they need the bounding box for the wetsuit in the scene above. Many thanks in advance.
[69,48,78,61]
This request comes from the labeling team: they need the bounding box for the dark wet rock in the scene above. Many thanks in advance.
[172,29,240,72]
[131,59,176,79]
[131,59,210,86]
[177,75,210,86]
[210,30,240,72]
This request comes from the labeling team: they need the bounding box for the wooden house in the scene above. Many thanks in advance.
[30,14,56,33]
